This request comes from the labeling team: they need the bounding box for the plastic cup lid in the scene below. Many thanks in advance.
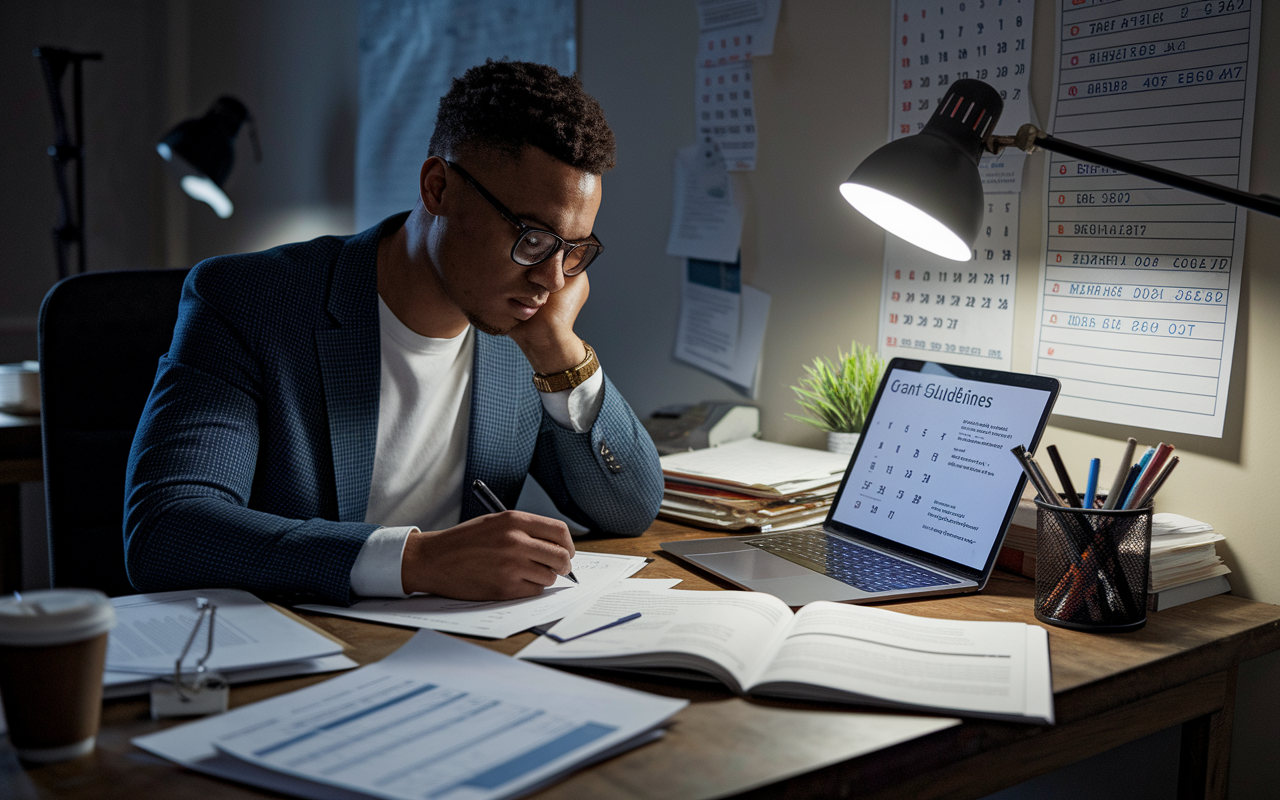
[0,589,116,646]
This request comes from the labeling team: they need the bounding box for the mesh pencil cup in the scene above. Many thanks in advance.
[1033,495,1151,633]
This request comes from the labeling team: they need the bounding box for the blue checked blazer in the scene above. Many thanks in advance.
[124,213,663,606]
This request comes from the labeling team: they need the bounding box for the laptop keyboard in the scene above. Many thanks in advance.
[744,530,960,593]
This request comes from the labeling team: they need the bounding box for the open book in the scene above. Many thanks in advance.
[518,587,1053,724]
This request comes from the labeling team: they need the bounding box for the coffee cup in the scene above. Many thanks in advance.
[0,589,116,763]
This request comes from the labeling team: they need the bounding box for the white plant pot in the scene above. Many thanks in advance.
[826,431,860,456]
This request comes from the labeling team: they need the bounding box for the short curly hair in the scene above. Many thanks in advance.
[429,59,616,174]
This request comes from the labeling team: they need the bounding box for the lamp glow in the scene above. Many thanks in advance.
[839,183,971,261]
[180,175,233,219]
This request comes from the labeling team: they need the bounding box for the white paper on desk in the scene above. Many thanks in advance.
[675,277,770,398]
[105,589,343,675]
[134,630,685,800]
[540,578,682,642]
[1030,1,1260,438]
[102,653,359,700]
[667,142,743,262]
[297,552,649,639]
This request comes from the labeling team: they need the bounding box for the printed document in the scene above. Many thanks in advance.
[134,630,686,800]
[666,143,743,263]
[1031,0,1260,437]
[106,589,344,675]
[297,552,648,639]
[522,586,1053,724]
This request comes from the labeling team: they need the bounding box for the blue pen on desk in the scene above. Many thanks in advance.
[1083,458,1100,510]
[532,612,643,643]
[471,478,578,584]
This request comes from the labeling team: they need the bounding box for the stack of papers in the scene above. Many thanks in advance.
[658,439,850,532]
[298,552,655,639]
[134,630,687,800]
[104,589,357,698]
[1149,515,1229,593]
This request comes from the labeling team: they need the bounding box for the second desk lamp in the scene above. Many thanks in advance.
[841,78,1279,261]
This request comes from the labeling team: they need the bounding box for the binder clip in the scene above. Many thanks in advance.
[150,597,230,719]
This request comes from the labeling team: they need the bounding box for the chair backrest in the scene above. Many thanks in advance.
[38,268,189,596]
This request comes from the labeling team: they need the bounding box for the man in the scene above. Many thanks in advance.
[124,60,662,606]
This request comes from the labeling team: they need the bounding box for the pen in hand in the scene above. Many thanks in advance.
[471,479,579,584]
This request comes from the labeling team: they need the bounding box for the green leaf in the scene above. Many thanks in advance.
[787,341,885,433]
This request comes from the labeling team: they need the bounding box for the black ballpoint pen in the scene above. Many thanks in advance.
[471,478,579,584]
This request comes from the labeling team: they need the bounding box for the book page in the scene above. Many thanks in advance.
[750,602,1030,718]
[517,587,794,693]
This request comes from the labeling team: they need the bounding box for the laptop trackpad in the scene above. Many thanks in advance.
[689,550,815,581]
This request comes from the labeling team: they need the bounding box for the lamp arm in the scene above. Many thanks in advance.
[990,123,1280,218]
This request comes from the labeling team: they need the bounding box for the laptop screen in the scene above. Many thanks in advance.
[827,360,1058,575]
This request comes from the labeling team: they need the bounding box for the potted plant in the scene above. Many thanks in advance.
[788,342,885,455]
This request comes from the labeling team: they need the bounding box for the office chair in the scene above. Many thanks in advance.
[38,268,189,596]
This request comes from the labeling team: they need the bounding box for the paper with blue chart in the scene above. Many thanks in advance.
[878,0,1035,370]
[674,258,770,397]
[134,630,686,800]
[1030,0,1260,437]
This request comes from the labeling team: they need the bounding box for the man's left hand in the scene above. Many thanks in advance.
[508,271,589,374]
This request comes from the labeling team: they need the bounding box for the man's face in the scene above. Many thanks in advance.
[428,146,602,336]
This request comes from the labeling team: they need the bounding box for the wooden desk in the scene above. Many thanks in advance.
[10,520,1280,800]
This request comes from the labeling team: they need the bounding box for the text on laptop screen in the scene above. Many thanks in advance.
[830,367,1054,571]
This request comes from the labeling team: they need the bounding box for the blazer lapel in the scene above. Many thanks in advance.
[315,219,393,523]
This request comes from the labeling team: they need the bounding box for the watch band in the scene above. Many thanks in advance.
[532,342,599,393]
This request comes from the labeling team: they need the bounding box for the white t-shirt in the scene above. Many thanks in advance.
[349,296,603,597]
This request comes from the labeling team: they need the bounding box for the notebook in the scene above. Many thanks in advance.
[663,359,1059,606]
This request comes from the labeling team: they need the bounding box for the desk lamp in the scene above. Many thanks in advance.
[841,78,1280,262]
[156,96,260,219]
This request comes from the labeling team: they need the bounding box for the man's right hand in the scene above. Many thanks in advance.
[400,511,576,600]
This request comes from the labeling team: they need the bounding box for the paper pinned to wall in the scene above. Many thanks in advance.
[878,0,1033,368]
[356,0,575,230]
[1030,0,1261,438]
[887,0,1037,192]
[666,142,744,262]
[675,259,770,397]
[694,0,780,171]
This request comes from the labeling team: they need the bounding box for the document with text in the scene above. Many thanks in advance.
[1031,0,1260,437]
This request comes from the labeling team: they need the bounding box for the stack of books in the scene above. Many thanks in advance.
[996,501,1231,611]
[657,438,850,532]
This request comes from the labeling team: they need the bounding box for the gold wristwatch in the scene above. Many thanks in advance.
[532,342,599,393]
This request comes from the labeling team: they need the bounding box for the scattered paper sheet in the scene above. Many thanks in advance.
[297,552,649,639]
[103,654,358,700]
[135,630,686,800]
[675,264,770,396]
[105,589,344,675]
[694,0,780,171]
[666,143,743,262]
[1031,0,1260,437]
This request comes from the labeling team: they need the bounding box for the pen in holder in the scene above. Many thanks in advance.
[1033,494,1151,633]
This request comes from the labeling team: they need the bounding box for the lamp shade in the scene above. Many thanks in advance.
[841,79,1003,261]
[156,96,254,219]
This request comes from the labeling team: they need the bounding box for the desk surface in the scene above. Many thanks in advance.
[12,520,1280,800]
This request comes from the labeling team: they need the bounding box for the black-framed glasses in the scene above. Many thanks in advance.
[445,160,603,276]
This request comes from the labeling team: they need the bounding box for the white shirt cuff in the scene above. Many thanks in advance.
[539,368,605,433]
[349,526,413,597]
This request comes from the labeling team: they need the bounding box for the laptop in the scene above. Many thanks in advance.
[662,359,1060,606]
